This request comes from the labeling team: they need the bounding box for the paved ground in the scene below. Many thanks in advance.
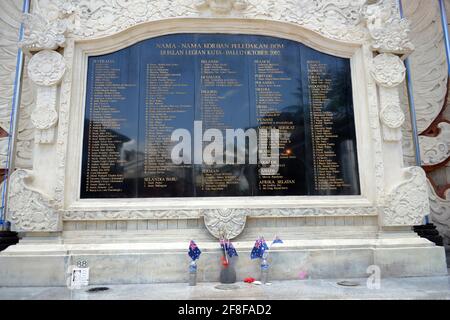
[0,275,449,300]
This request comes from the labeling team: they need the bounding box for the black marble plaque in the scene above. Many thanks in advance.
[80,34,360,198]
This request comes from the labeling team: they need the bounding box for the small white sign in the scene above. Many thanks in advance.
[69,267,89,289]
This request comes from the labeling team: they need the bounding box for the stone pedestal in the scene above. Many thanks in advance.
[0,230,446,286]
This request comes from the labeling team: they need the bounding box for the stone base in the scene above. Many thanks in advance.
[0,234,447,286]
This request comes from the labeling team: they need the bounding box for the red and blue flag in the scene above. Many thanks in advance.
[272,236,283,245]
[188,240,202,261]
[250,237,268,259]
[226,241,238,257]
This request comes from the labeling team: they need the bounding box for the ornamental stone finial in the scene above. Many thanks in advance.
[363,0,414,55]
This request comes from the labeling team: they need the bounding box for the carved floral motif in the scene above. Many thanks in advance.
[20,12,69,51]
[379,88,405,141]
[27,50,65,144]
[370,53,405,87]
[61,206,377,221]
[8,169,61,232]
[380,104,405,129]
[27,50,66,86]
[383,167,429,226]
[203,208,247,239]
[363,0,414,54]
[22,0,372,43]
[370,53,406,141]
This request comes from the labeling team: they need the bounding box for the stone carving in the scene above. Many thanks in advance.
[195,0,248,14]
[420,122,450,166]
[30,88,58,131]
[34,0,370,43]
[27,50,66,86]
[370,53,406,141]
[61,206,377,221]
[363,0,414,54]
[63,209,200,220]
[370,53,405,87]
[427,179,450,245]
[203,208,247,239]
[383,166,429,226]
[248,207,377,217]
[19,0,413,54]
[20,13,69,52]
[0,1,34,169]
[380,104,405,129]
[399,0,447,134]
[8,169,61,232]
[27,50,66,144]
[378,88,405,141]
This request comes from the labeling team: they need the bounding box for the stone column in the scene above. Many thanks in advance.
[364,1,429,228]
[6,8,69,234]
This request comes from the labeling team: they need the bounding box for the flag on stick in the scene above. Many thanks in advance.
[188,240,201,261]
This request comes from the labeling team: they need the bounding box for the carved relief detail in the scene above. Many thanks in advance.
[371,53,406,141]
[419,122,450,166]
[383,166,429,226]
[63,209,201,221]
[370,53,405,87]
[20,11,69,52]
[363,0,414,54]
[27,50,66,144]
[195,0,248,14]
[380,103,405,129]
[62,206,377,221]
[203,208,248,239]
[379,87,405,141]
[15,0,405,49]
[7,169,61,232]
[27,50,66,86]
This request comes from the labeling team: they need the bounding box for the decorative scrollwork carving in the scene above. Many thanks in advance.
[27,50,65,144]
[370,53,405,87]
[363,0,414,54]
[419,122,450,166]
[19,12,69,52]
[203,208,247,239]
[380,104,405,129]
[383,166,429,226]
[8,169,61,232]
[195,0,248,14]
[27,50,66,86]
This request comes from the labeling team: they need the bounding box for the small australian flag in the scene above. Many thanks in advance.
[250,237,269,259]
[188,240,201,261]
[226,241,238,258]
[272,236,283,245]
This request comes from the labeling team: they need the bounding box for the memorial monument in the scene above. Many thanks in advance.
[0,0,447,286]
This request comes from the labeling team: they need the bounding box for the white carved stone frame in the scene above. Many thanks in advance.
[60,18,378,237]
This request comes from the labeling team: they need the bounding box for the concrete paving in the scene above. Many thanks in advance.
[0,275,449,300]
